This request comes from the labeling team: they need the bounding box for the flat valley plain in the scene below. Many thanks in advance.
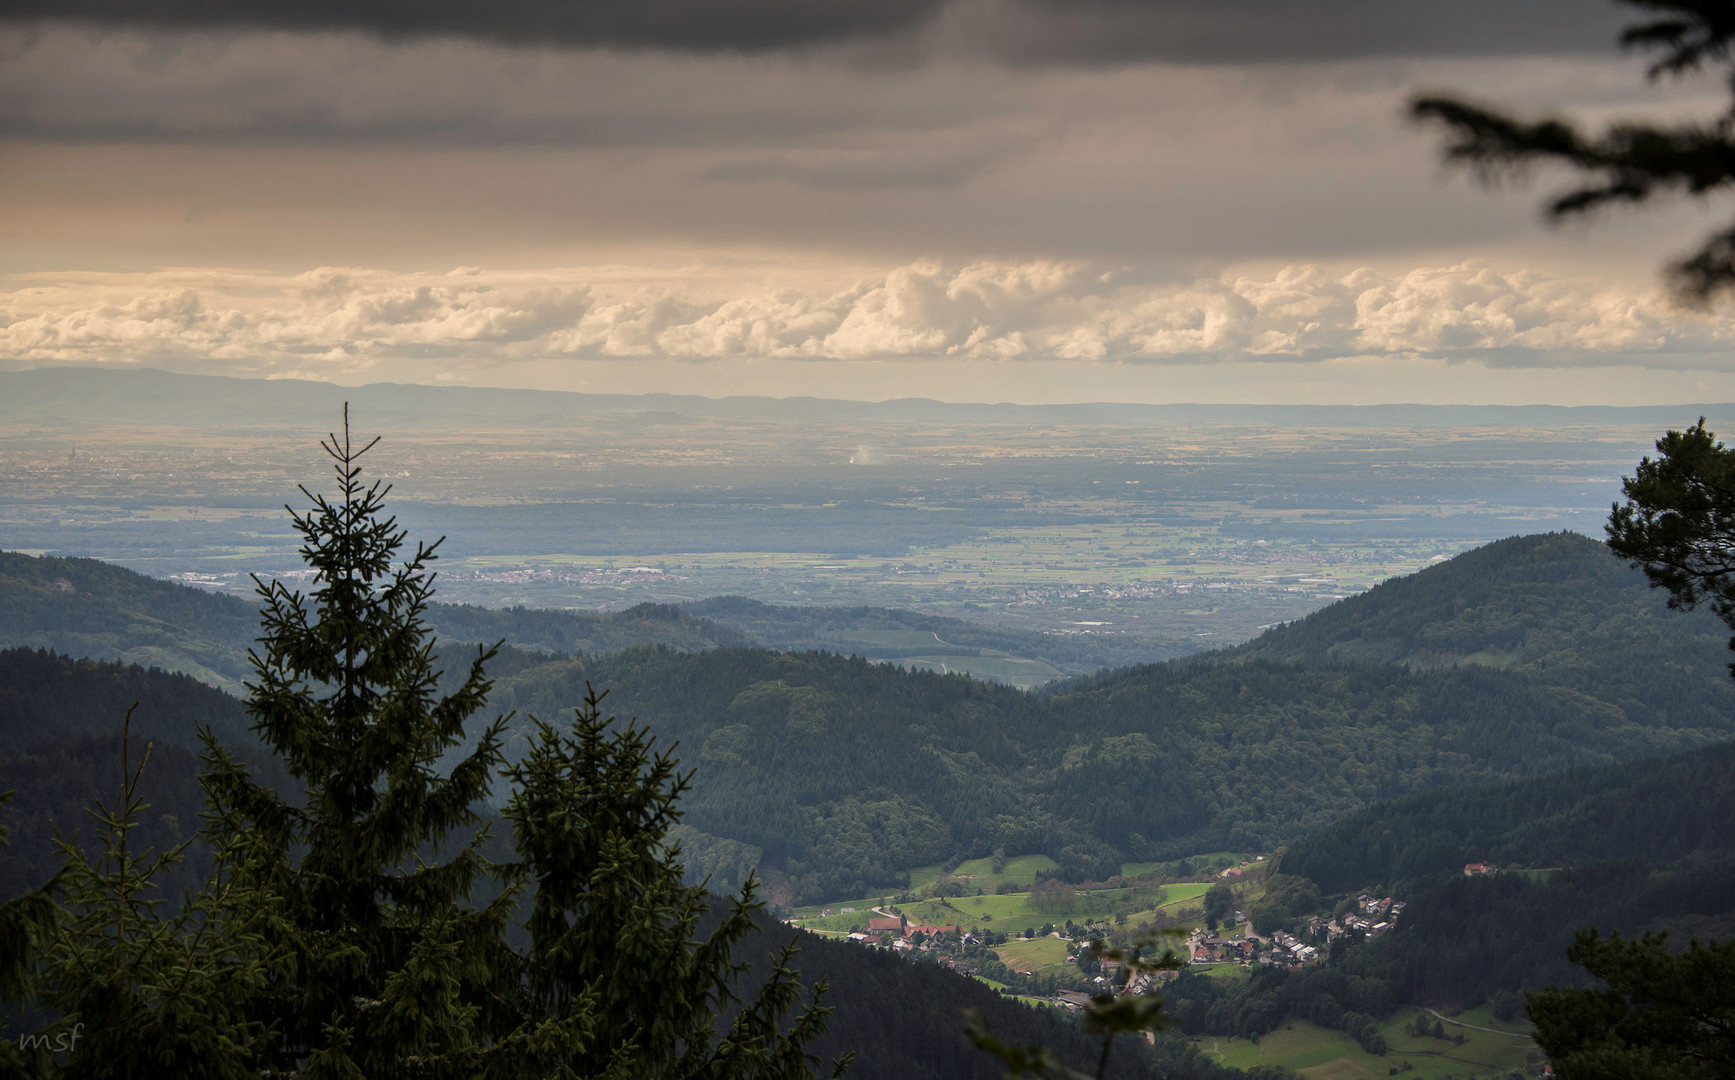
[0,402,1681,668]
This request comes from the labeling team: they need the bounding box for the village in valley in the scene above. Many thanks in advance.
[784,854,1546,1078]
[782,853,1401,1002]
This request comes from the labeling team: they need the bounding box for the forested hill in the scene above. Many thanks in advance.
[0,550,261,689]
[0,550,752,689]
[1232,532,1735,693]
[1279,738,1735,895]
[486,636,1735,902]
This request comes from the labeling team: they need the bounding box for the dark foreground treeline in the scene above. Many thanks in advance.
[0,647,1259,1080]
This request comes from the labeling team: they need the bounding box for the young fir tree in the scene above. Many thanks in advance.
[497,685,847,1080]
[200,410,516,1077]
[18,708,278,1079]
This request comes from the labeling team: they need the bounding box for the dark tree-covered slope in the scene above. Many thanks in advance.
[0,646,255,752]
[0,649,296,909]
[483,636,1735,901]
[1279,739,1735,895]
[772,925,1251,1080]
[1269,735,1735,1011]
[0,551,261,689]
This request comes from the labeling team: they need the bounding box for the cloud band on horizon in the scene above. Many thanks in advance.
[4,260,1728,376]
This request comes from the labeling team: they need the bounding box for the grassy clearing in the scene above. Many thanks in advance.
[909,854,1058,894]
[1103,880,1216,931]
[1157,881,1213,909]
[907,894,1058,930]
[1201,1011,1536,1080]
[788,851,1242,938]
[991,935,1070,976]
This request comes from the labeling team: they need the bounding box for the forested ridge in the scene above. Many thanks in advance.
[686,595,1187,673]
[7,534,1735,905]
[0,550,753,691]
[1236,532,1735,692]
[482,637,1734,901]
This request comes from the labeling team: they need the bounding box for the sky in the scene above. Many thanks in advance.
[6,0,1735,406]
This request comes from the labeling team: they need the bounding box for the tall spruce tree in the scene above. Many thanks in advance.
[202,410,515,1076]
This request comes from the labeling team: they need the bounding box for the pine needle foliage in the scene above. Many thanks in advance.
[1526,929,1735,1080]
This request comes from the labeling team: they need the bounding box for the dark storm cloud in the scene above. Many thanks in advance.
[980,0,1629,64]
[0,0,947,52]
[1,0,1630,61]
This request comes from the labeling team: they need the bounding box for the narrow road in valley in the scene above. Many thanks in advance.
[1425,1008,1532,1039]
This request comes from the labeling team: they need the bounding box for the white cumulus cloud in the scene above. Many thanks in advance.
[4,259,1733,377]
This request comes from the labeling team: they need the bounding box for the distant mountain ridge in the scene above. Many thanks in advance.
[0,550,756,690]
[0,549,1162,689]
[8,365,1735,429]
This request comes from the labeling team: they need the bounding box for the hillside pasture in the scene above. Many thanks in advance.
[990,935,1070,976]
[909,854,1059,894]
[1202,1010,1535,1080]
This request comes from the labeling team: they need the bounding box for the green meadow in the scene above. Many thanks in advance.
[990,935,1071,976]
[908,854,1060,894]
[1202,1009,1537,1080]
